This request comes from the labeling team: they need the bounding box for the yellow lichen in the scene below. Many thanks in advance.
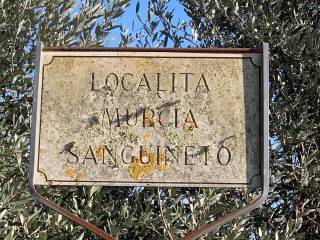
[96,145,104,158]
[65,168,85,181]
[75,171,85,181]
[184,124,195,132]
[128,149,169,180]
[65,168,76,178]
[144,112,156,127]
[143,133,150,144]
[183,112,197,132]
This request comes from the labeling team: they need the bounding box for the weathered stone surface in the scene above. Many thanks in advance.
[31,50,262,187]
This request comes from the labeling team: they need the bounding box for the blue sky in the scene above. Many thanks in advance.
[108,0,190,47]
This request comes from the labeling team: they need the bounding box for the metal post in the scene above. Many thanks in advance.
[29,42,115,240]
[180,42,269,240]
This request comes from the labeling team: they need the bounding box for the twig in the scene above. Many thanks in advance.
[157,188,174,240]
[148,222,163,236]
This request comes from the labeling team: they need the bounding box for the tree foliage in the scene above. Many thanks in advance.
[0,0,319,239]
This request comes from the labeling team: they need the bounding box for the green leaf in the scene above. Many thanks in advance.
[26,209,42,230]
[38,231,47,240]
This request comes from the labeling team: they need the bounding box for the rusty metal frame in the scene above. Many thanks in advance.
[29,42,116,239]
[29,42,269,240]
[180,42,269,240]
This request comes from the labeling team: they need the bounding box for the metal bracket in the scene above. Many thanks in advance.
[29,42,269,240]
[28,184,116,239]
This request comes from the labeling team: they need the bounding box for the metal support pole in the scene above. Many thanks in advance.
[29,41,115,240]
[181,42,269,240]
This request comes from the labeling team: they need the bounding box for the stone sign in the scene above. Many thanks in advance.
[30,48,263,187]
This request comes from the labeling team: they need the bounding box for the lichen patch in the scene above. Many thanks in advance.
[65,168,85,181]
[128,149,169,180]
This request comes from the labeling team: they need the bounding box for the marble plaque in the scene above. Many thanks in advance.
[30,49,263,187]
